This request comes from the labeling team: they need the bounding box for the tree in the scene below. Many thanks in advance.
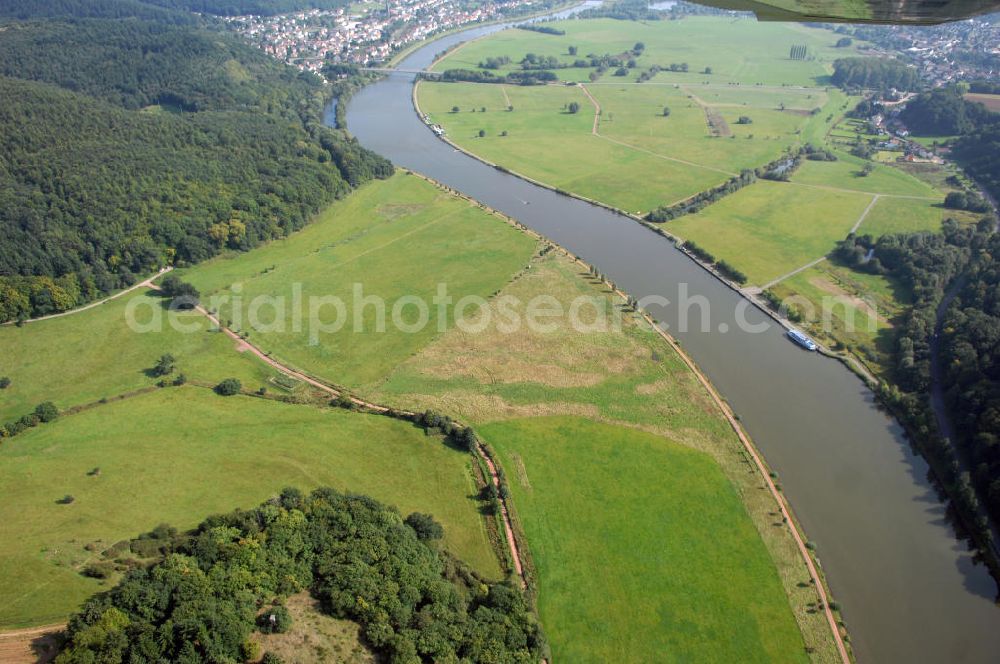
[151,353,175,377]
[404,512,444,541]
[159,275,200,309]
[860,162,875,177]
[614,67,628,76]
[737,116,753,124]
[568,45,577,56]
[836,37,854,47]
[568,101,580,114]
[662,106,671,117]
[703,66,712,74]
[477,129,486,137]
[480,106,486,112]
[214,378,242,396]
[633,41,645,54]
[500,130,508,136]
[451,105,459,113]
[0,377,10,389]
[34,401,59,423]
[945,191,969,209]
[258,606,292,634]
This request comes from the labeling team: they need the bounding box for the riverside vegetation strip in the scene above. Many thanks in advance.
[0,173,842,661]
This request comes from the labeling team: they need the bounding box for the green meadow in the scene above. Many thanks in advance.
[180,172,538,389]
[375,251,844,660]
[436,17,866,86]
[0,293,269,420]
[790,151,941,197]
[483,416,809,663]
[0,388,499,628]
[668,180,872,285]
[420,16,863,214]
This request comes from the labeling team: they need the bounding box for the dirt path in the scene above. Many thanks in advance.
[849,194,881,235]
[0,624,64,663]
[158,282,535,592]
[500,85,512,109]
[760,256,827,290]
[578,83,601,135]
[1,267,172,326]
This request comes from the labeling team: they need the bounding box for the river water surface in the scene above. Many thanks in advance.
[337,10,1000,662]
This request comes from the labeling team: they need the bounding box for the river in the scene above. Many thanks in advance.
[336,8,1000,662]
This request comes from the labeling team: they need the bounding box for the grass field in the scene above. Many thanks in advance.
[790,151,941,197]
[436,18,866,86]
[418,81,729,212]
[419,16,862,214]
[483,416,809,663]
[0,293,270,421]
[668,180,873,285]
[375,250,844,661]
[0,387,499,628]
[859,196,946,236]
[180,173,538,389]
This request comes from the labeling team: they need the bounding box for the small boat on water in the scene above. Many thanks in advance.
[787,328,817,351]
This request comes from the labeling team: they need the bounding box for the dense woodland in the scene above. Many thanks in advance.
[57,487,546,663]
[900,86,1000,202]
[0,11,391,322]
[830,56,921,91]
[835,218,1000,553]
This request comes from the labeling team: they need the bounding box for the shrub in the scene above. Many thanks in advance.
[58,494,75,504]
[258,605,292,634]
[82,561,116,579]
[0,376,10,389]
[240,640,261,661]
[214,378,242,396]
[261,654,284,664]
[567,101,580,114]
[34,401,59,423]
[404,512,444,541]
[151,353,175,377]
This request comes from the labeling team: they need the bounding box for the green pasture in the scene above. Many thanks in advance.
[790,151,941,197]
[180,173,538,389]
[435,17,866,87]
[0,293,269,421]
[0,388,499,627]
[482,416,809,663]
[668,180,872,285]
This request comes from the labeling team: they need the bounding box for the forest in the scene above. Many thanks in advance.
[56,487,546,663]
[0,14,392,322]
[830,56,921,91]
[900,86,1000,201]
[834,217,1000,556]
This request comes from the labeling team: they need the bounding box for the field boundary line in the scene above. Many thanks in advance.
[595,133,738,176]
[761,256,828,290]
[784,180,938,201]
[849,194,881,234]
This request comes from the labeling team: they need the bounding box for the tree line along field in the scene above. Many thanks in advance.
[0,388,498,628]
[0,173,839,660]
